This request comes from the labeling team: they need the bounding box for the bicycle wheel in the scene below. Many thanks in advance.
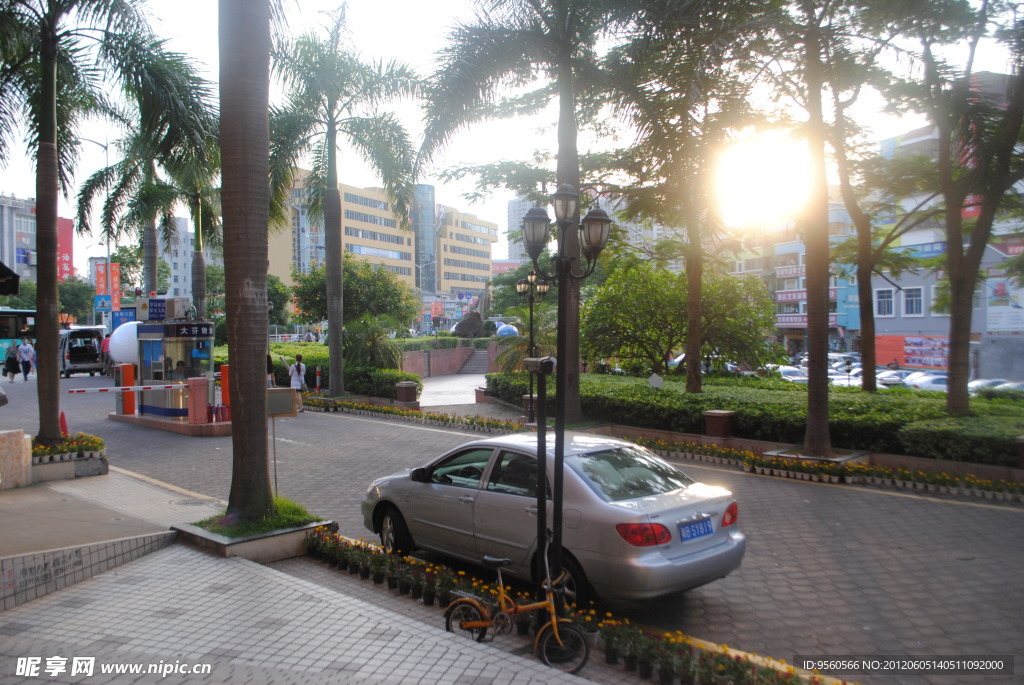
[535,621,589,674]
[444,599,488,643]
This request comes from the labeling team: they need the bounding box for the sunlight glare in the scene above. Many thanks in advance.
[715,132,810,229]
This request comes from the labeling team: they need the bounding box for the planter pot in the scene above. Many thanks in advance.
[638,659,655,679]
[358,566,371,580]
[829,475,840,484]
[741,464,753,473]
[386,576,398,590]
[604,644,619,666]
[659,666,676,685]
[516,619,531,636]
[439,590,452,606]
[398,581,411,595]
[372,572,385,585]
[348,562,360,575]
[623,653,638,672]
[926,483,938,493]
[422,590,436,606]
[410,584,423,600]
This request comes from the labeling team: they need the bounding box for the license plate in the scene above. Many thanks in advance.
[679,518,714,542]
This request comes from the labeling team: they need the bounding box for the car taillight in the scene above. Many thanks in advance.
[721,501,738,527]
[615,522,672,546]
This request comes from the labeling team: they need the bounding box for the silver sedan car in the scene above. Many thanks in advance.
[361,432,746,602]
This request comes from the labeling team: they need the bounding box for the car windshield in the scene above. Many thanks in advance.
[566,446,694,502]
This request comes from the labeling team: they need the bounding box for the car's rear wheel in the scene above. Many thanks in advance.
[379,506,413,555]
[540,552,591,605]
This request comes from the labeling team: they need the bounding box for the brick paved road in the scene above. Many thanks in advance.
[9,377,1024,684]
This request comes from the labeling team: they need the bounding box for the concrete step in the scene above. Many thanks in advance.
[458,349,490,374]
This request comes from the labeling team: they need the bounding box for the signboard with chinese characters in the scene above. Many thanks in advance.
[57,218,74,282]
[148,298,166,321]
[94,262,121,311]
[167,322,214,338]
[111,309,136,331]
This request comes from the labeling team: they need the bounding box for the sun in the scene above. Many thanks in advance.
[714,131,811,229]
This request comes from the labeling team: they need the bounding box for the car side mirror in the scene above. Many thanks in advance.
[410,467,426,483]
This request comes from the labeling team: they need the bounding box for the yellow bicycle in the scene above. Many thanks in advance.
[444,543,590,674]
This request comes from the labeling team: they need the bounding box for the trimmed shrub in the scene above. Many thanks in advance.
[898,416,1024,466]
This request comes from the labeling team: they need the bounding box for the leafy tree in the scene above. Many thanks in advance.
[269,7,417,396]
[581,263,776,374]
[291,257,420,327]
[57,277,96,325]
[111,243,171,295]
[267,274,291,328]
[0,0,219,444]
[204,265,225,316]
[0,279,36,310]
[220,0,274,522]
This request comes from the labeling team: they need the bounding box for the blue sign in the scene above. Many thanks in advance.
[111,309,136,331]
[148,298,166,321]
[94,295,112,312]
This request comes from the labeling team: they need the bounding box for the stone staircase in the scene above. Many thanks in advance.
[458,348,490,374]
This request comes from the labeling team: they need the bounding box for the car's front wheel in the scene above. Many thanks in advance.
[379,506,413,555]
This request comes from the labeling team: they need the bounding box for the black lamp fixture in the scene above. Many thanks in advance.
[515,271,549,424]
[522,184,611,596]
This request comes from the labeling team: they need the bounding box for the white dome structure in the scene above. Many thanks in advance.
[108,321,142,364]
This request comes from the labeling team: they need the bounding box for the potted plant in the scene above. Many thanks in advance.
[421,566,437,605]
[636,631,658,678]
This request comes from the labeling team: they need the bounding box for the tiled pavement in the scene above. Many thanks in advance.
[2,375,1023,684]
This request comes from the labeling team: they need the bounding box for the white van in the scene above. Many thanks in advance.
[59,326,106,377]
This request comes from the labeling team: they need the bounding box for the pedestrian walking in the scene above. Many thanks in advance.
[17,338,35,381]
[267,353,275,388]
[4,344,18,382]
[101,333,112,375]
[281,354,306,412]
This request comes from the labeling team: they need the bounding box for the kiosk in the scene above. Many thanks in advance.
[137,321,215,417]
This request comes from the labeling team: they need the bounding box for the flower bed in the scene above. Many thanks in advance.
[304,527,835,683]
[30,433,105,466]
[625,435,1024,503]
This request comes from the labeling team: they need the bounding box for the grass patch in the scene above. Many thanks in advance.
[192,497,320,538]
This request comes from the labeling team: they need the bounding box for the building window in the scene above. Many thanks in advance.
[904,287,923,317]
[875,288,894,317]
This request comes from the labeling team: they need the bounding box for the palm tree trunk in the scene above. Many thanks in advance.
[191,193,207,318]
[325,116,344,395]
[34,29,61,444]
[220,0,274,522]
[801,17,832,456]
[143,220,158,296]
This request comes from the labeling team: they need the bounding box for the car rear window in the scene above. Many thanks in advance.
[566,446,694,502]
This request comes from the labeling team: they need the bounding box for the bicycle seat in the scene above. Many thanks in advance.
[482,556,512,568]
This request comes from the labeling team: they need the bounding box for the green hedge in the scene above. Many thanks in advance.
[484,372,1024,465]
[216,343,419,399]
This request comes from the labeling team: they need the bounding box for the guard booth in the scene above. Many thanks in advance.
[137,321,215,418]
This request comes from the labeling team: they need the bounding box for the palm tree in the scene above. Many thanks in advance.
[219,0,274,522]
[269,8,417,397]
[0,0,219,445]
[76,124,220,317]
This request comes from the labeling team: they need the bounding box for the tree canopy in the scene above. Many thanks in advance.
[291,256,420,327]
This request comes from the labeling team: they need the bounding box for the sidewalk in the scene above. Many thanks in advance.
[0,376,603,684]
[0,468,604,685]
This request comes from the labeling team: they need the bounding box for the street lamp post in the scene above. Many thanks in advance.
[522,184,611,593]
[515,272,549,424]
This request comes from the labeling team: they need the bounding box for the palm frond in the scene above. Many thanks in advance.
[338,113,417,229]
